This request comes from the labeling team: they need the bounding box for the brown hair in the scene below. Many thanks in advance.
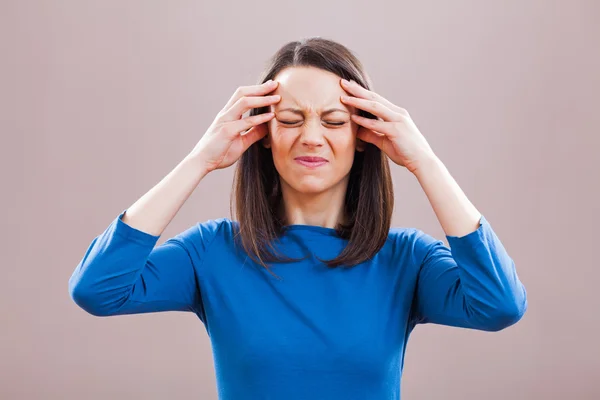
[230,37,394,277]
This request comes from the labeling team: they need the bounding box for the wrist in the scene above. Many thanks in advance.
[183,152,212,179]
[409,152,441,177]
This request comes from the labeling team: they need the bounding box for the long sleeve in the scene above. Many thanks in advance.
[410,214,527,332]
[68,210,219,320]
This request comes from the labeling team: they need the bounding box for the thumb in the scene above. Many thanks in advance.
[241,123,269,152]
[357,127,385,150]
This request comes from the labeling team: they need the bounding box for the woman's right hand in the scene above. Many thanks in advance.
[189,80,281,173]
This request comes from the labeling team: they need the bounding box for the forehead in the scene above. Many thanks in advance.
[271,66,353,113]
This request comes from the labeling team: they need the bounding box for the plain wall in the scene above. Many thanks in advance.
[2,1,599,399]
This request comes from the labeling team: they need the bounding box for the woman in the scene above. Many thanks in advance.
[69,37,527,399]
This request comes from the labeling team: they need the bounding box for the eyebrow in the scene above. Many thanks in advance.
[276,107,349,116]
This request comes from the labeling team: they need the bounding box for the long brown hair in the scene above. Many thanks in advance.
[230,37,394,277]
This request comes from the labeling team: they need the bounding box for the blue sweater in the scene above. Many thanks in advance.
[69,210,527,399]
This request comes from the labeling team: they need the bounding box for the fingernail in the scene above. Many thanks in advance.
[341,78,350,85]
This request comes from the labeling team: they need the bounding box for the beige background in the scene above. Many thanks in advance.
[2,1,599,399]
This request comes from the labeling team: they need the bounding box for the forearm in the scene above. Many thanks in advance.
[121,154,210,236]
[412,154,482,238]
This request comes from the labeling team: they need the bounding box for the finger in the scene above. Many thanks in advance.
[342,95,398,122]
[356,127,387,150]
[221,80,279,113]
[224,112,274,139]
[220,94,281,122]
[340,79,407,115]
[350,114,395,138]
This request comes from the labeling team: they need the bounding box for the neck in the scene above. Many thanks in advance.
[280,177,348,229]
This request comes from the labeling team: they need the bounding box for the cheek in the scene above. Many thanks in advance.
[268,130,294,168]
[269,126,297,148]
[330,128,357,152]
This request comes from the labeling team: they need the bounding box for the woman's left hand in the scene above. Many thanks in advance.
[340,78,436,174]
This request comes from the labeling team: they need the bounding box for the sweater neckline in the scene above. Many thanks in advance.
[282,224,339,236]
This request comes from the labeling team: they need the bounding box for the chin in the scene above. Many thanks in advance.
[286,176,333,194]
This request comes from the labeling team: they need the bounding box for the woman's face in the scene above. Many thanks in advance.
[264,66,363,196]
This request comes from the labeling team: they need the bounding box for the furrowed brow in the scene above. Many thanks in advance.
[277,107,349,116]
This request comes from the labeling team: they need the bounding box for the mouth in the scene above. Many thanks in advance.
[294,156,328,168]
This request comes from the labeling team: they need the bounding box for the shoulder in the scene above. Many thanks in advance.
[170,217,238,250]
[387,225,434,247]
[386,225,445,264]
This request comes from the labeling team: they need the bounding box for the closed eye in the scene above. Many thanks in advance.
[279,121,347,126]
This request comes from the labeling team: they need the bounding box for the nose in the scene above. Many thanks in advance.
[299,120,326,148]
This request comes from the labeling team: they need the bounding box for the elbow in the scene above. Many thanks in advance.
[68,276,114,317]
[484,292,528,332]
[69,290,107,317]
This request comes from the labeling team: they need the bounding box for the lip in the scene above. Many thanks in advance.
[294,156,328,168]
